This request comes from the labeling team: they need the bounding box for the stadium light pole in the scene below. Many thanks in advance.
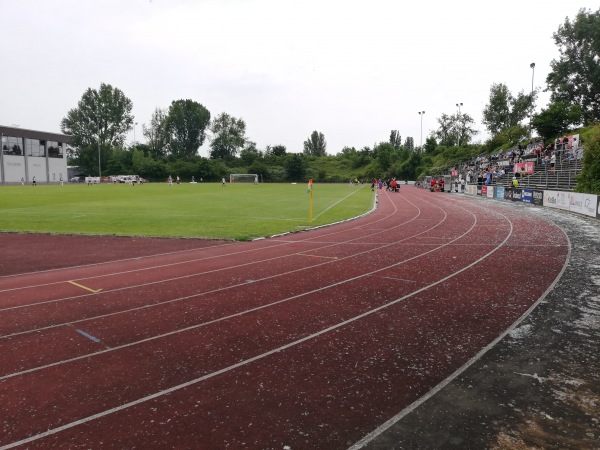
[133,121,138,146]
[418,111,425,150]
[529,62,535,139]
[456,102,463,146]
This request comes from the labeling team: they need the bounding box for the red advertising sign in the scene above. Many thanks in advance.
[513,162,534,175]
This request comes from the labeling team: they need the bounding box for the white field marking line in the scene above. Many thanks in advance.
[244,216,305,221]
[348,214,570,450]
[0,196,422,337]
[0,200,513,450]
[0,196,468,378]
[0,191,410,310]
[0,191,389,292]
[312,187,363,221]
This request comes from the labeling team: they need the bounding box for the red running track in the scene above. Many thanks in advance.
[0,186,569,449]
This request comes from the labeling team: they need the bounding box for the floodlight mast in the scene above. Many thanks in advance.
[418,111,425,150]
[456,103,463,146]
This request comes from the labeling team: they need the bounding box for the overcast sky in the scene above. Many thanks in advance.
[1,1,597,156]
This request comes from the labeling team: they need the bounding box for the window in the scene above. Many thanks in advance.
[26,138,45,157]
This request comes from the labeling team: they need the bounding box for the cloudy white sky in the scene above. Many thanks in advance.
[1,1,597,156]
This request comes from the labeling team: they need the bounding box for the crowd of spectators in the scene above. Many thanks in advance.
[448,134,584,187]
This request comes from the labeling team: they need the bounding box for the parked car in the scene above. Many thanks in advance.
[70,176,86,183]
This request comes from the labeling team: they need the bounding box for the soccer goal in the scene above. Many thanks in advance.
[230,174,259,184]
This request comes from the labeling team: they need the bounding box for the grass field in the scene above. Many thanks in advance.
[0,182,375,240]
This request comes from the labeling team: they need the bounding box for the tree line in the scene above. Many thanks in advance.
[61,8,599,189]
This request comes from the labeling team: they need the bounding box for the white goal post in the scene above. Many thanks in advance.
[230,174,259,183]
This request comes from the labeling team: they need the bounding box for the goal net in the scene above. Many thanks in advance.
[230,174,259,183]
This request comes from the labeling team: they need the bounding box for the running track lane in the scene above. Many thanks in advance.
[0,187,569,449]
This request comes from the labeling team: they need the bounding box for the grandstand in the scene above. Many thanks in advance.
[451,134,584,192]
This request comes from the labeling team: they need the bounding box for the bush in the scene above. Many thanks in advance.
[575,126,600,194]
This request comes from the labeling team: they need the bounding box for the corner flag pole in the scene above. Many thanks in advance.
[308,178,313,222]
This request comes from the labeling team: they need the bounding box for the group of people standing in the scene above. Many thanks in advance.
[370,178,400,192]
[429,177,445,192]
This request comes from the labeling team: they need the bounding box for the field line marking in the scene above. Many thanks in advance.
[0,198,519,450]
[312,187,363,221]
[68,281,102,293]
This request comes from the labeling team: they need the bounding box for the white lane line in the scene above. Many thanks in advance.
[0,240,238,281]
[0,195,416,315]
[0,197,468,379]
[0,192,396,295]
[0,198,515,450]
[348,216,571,450]
[0,198,429,340]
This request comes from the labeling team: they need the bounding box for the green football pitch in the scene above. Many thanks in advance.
[0,182,375,240]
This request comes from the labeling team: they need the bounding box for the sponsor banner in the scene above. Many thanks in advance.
[481,186,487,196]
[511,189,523,202]
[568,192,597,217]
[495,186,505,200]
[451,170,458,177]
[532,190,544,206]
[513,162,535,175]
[465,185,477,195]
[504,187,513,201]
[544,190,569,211]
[522,189,533,204]
[477,185,482,196]
[487,186,494,198]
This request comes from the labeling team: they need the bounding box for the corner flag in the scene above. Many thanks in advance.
[308,178,313,222]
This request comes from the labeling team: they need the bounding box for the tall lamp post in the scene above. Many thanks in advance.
[418,111,425,150]
[529,62,535,139]
[133,122,138,146]
[456,102,463,146]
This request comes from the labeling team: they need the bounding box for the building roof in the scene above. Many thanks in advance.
[0,125,72,143]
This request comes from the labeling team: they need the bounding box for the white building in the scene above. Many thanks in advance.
[1,125,70,184]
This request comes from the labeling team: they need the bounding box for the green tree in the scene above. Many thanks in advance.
[166,99,211,160]
[455,112,477,146]
[240,146,260,166]
[269,145,287,157]
[424,135,438,154]
[285,153,307,181]
[532,101,583,141]
[434,114,455,147]
[303,131,327,156]
[209,112,247,159]
[546,8,600,124]
[575,127,600,193]
[142,107,169,159]
[389,130,402,149]
[482,83,535,136]
[61,83,134,174]
[403,137,414,151]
